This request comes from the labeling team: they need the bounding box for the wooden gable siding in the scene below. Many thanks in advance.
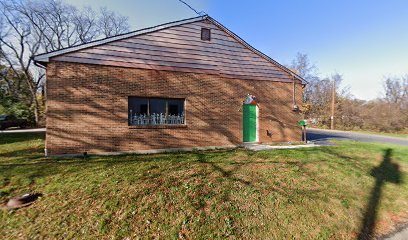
[52,20,293,82]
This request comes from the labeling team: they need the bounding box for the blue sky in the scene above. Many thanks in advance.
[66,0,408,100]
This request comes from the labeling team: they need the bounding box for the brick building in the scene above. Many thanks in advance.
[34,15,306,156]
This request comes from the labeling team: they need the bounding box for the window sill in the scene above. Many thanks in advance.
[129,125,188,129]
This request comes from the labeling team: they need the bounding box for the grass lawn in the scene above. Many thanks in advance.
[1,133,408,239]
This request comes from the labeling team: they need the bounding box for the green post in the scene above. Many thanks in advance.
[298,119,307,143]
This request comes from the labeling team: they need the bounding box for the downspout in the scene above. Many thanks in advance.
[292,74,299,111]
[34,61,46,69]
[32,55,47,69]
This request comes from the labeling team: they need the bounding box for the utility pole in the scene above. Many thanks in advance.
[330,78,336,130]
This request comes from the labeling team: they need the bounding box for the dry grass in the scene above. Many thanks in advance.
[1,132,408,239]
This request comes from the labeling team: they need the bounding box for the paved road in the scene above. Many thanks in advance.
[384,225,408,240]
[0,128,46,134]
[307,128,408,146]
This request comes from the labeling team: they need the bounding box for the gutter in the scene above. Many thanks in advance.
[33,59,46,69]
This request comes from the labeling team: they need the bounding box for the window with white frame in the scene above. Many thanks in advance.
[128,97,185,126]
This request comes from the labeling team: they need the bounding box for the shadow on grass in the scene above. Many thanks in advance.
[358,149,402,240]
[196,152,252,186]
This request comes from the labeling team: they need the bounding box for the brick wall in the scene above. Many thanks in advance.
[46,61,303,155]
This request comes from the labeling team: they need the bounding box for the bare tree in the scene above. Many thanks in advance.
[288,54,407,132]
[383,76,408,105]
[18,0,86,51]
[0,1,44,123]
[290,53,317,80]
[98,7,130,38]
[0,0,130,125]
[18,1,130,50]
[73,7,99,44]
[382,75,408,130]
[289,53,352,128]
[289,53,320,103]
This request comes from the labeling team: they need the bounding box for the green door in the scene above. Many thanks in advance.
[243,104,258,142]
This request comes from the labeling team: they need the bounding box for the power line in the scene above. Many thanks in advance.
[177,0,206,16]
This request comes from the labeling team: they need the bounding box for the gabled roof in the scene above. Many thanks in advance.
[34,15,306,84]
